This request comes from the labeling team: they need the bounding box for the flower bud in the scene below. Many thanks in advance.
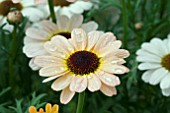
[7,9,23,25]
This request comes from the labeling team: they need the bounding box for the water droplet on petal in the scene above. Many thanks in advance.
[46,42,57,52]
[114,68,124,74]
[104,76,112,82]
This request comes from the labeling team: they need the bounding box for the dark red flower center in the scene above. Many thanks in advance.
[67,51,100,75]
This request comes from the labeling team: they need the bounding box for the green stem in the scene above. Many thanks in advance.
[48,0,56,23]
[121,0,128,49]
[76,91,85,113]
[9,25,17,87]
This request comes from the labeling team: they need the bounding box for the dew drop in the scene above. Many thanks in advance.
[46,42,57,52]
[114,68,124,74]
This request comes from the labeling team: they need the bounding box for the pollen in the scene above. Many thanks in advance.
[0,0,23,16]
[161,54,170,72]
[67,51,100,75]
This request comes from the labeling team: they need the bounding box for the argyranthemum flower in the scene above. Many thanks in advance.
[23,14,98,70]
[0,0,48,30]
[35,0,92,18]
[34,28,130,104]
[136,35,170,96]
[29,103,59,113]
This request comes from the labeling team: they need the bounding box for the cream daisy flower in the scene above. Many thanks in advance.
[0,0,48,31]
[136,35,170,96]
[23,14,98,70]
[29,103,59,113]
[35,0,92,18]
[34,28,130,104]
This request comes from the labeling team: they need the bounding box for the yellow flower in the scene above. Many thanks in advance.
[29,103,59,113]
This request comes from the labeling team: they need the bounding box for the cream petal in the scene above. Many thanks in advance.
[93,32,116,51]
[81,21,98,33]
[34,55,64,67]
[74,1,92,10]
[22,7,45,22]
[60,87,75,104]
[141,70,155,83]
[69,4,84,14]
[42,71,69,83]
[57,15,70,30]
[71,28,87,50]
[87,74,101,92]
[162,88,170,96]
[149,68,168,85]
[44,41,68,59]
[24,36,39,45]
[70,76,87,93]
[113,49,130,58]
[96,40,122,57]
[51,73,73,91]
[29,58,40,70]
[101,56,126,65]
[138,63,161,70]
[40,20,58,33]
[100,84,117,96]
[23,43,47,57]
[98,73,120,87]
[160,73,170,89]
[51,35,74,54]
[39,66,67,77]
[100,64,129,74]
[86,31,104,51]
[26,28,49,40]
[69,14,83,30]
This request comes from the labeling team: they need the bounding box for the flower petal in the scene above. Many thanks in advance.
[87,74,101,92]
[149,68,168,85]
[51,73,73,91]
[141,70,155,83]
[81,21,98,33]
[70,76,87,93]
[160,73,170,89]
[138,62,161,70]
[69,14,83,30]
[29,58,40,70]
[71,28,87,50]
[60,87,75,104]
[162,88,170,96]
[98,73,120,87]
[100,84,117,96]
[39,66,67,77]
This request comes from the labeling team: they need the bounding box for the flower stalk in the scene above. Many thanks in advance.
[76,91,86,113]
[48,0,56,23]
[9,25,18,87]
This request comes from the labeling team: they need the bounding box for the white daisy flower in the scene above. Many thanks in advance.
[136,34,170,96]
[35,0,93,18]
[23,14,98,70]
[34,28,130,104]
[0,0,48,31]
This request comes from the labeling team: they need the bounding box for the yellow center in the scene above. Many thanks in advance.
[0,0,23,16]
[161,54,170,71]
[53,0,72,7]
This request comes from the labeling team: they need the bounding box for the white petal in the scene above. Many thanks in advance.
[100,84,117,96]
[81,21,98,33]
[98,73,120,87]
[39,66,67,77]
[100,64,129,74]
[51,73,73,91]
[60,87,75,104]
[141,70,155,83]
[88,74,101,92]
[149,68,168,85]
[34,55,64,67]
[39,20,58,33]
[57,15,70,30]
[138,62,161,70]
[71,28,87,50]
[74,1,92,10]
[68,14,83,30]
[23,43,47,57]
[70,76,87,93]
[86,31,104,51]
[29,58,40,70]
[160,73,170,89]
[162,88,170,96]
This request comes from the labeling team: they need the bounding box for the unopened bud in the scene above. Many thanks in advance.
[135,22,143,30]
[7,10,23,25]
